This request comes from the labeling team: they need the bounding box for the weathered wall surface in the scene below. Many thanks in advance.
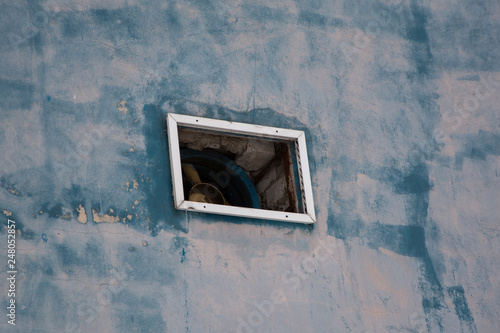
[1,0,499,332]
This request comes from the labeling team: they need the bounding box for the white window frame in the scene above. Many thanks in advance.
[166,113,316,224]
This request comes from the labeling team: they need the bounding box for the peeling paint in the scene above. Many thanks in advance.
[1,209,13,216]
[116,100,128,114]
[124,179,139,191]
[92,209,120,223]
[76,204,87,224]
[7,187,20,195]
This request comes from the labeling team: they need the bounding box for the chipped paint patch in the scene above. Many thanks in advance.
[76,204,87,224]
[1,209,13,216]
[123,179,139,191]
[7,188,20,195]
[92,209,120,223]
[116,100,128,114]
[132,199,141,209]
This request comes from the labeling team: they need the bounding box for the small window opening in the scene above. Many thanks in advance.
[167,114,316,224]
[178,127,302,213]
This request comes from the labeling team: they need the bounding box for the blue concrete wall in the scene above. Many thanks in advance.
[1,0,499,332]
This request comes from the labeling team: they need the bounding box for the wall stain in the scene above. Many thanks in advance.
[113,290,168,332]
[453,130,500,170]
[447,286,478,333]
[0,78,34,111]
[55,243,107,277]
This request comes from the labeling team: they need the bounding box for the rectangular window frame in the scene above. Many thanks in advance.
[166,113,316,224]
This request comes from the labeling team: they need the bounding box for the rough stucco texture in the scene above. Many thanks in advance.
[1,0,499,332]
